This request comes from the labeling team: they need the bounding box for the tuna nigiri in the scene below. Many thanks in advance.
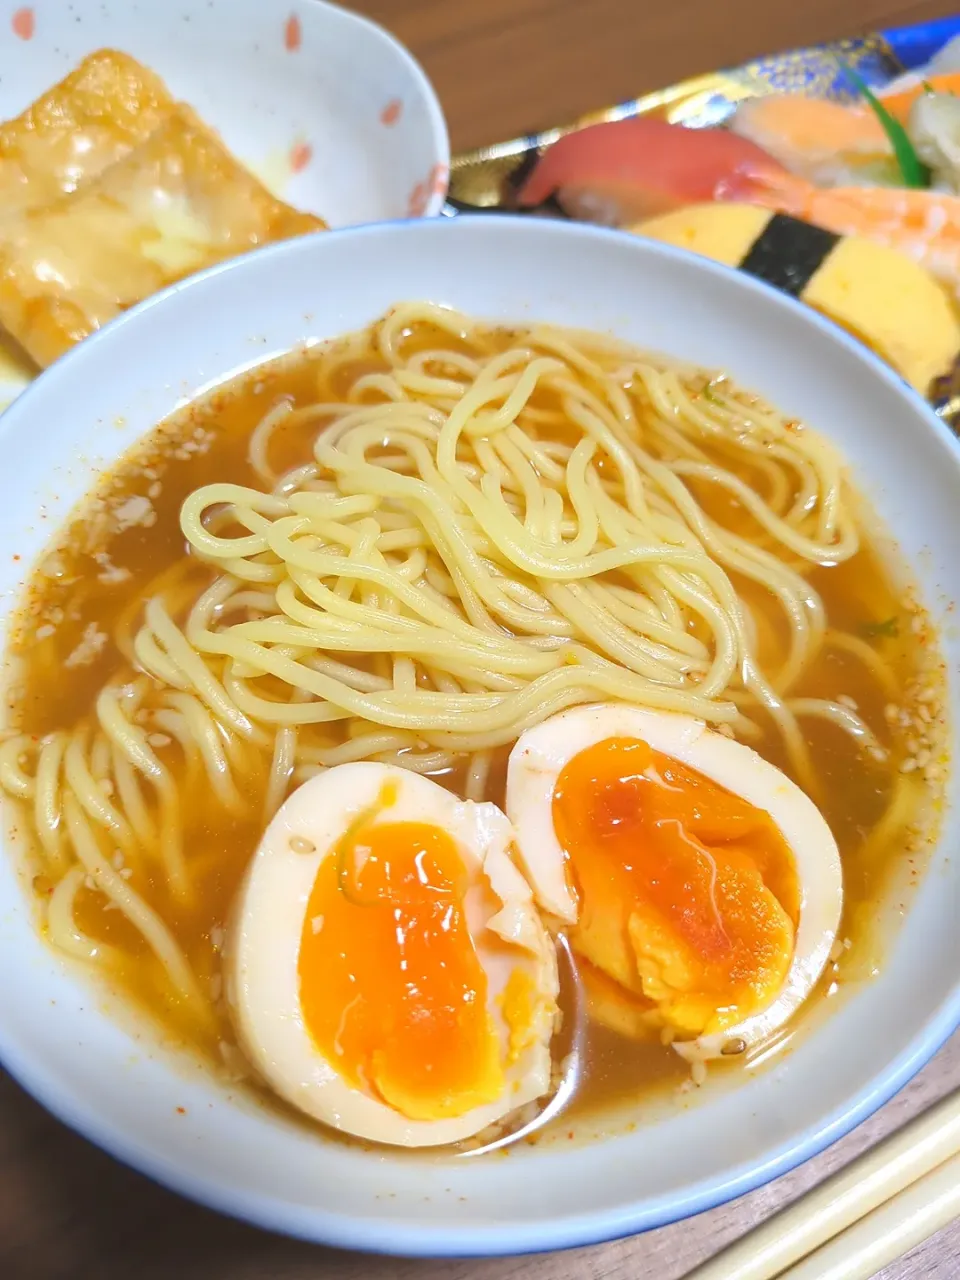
[515,117,789,224]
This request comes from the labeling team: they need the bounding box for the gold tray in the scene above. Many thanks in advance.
[447,33,960,426]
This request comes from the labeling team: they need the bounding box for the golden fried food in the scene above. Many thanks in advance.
[0,106,325,367]
[0,49,176,213]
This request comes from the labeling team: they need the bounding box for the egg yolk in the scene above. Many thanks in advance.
[298,817,504,1121]
[552,737,799,1037]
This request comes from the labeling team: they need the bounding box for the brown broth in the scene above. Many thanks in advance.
[4,322,947,1144]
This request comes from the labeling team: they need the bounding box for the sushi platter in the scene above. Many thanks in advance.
[447,15,960,424]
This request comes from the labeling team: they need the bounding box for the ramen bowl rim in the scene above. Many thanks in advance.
[0,214,957,1259]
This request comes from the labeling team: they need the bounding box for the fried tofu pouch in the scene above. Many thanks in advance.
[0,105,325,367]
[0,49,175,212]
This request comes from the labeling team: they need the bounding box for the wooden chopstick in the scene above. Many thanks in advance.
[682,1085,960,1280]
[777,1149,960,1279]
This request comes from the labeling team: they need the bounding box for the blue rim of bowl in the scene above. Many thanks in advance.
[0,215,958,1258]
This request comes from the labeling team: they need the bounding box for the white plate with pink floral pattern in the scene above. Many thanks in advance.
[0,0,450,403]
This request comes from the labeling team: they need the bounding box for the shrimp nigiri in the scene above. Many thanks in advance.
[734,172,960,299]
[515,117,789,223]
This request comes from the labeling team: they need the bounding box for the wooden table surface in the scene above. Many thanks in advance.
[3,2,960,1278]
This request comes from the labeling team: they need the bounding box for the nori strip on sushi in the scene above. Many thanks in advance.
[739,214,840,296]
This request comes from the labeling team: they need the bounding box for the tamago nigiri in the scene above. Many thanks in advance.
[739,174,960,300]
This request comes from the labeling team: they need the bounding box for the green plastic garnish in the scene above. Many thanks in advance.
[838,58,931,189]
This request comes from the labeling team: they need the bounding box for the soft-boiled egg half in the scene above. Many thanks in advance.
[227,762,559,1147]
[506,704,843,1062]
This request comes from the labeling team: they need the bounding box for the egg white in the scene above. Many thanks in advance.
[505,704,843,1061]
[227,762,559,1147]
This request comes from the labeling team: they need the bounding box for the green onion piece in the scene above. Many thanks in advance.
[837,58,931,189]
[859,615,899,639]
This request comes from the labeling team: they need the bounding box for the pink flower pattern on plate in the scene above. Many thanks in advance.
[12,7,34,40]
[380,98,402,127]
[284,13,302,52]
[290,140,313,173]
[406,163,449,217]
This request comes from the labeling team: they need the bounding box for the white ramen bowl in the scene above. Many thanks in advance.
[0,0,449,405]
[0,217,958,1257]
